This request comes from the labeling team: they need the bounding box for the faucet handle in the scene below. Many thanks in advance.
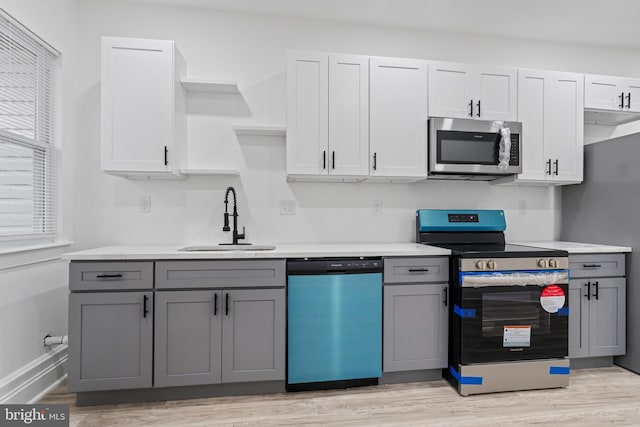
[237,226,246,241]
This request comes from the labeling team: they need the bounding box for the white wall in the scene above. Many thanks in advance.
[76,0,640,249]
[0,0,76,401]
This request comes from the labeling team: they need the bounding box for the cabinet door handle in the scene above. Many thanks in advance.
[225,293,229,316]
[553,159,559,176]
[593,281,599,300]
[143,295,149,318]
[583,264,602,268]
[468,99,474,117]
[408,268,430,273]
[332,151,335,170]
[443,286,448,307]
[214,293,218,316]
[373,152,377,170]
[584,282,591,300]
[476,100,481,117]
[164,146,168,166]
[627,92,632,109]
[323,151,326,169]
[96,273,123,279]
[546,159,552,175]
[620,92,625,109]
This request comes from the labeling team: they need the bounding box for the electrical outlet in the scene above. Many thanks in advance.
[518,199,527,215]
[373,200,383,215]
[279,200,296,215]
[140,195,151,213]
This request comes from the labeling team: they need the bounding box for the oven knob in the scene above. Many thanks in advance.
[475,260,485,270]
[486,260,497,270]
[537,259,548,268]
[549,259,558,268]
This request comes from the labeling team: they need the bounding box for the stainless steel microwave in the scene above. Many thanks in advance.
[428,117,522,179]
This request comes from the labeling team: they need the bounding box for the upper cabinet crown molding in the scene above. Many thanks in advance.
[101,36,187,179]
[428,62,517,122]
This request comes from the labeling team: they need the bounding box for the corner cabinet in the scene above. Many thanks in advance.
[585,74,640,113]
[286,51,369,181]
[428,62,517,121]
[382,257,448,372]
[101,37,186,178]
[495,69,584,185]
[568,254,626,359]
[369,57,428,181]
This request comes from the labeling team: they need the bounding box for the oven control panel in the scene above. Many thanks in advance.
[462,257,568,272]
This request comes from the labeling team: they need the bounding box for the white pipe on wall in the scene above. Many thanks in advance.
[43,335,68,346]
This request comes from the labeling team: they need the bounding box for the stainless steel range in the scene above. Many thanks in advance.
[416,209,570,395]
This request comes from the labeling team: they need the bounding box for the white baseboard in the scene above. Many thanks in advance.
[0,345,68,404]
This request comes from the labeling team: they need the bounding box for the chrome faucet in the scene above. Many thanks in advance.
[222,186,246,245]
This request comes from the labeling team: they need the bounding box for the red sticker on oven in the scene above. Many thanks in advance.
[540,285,566,313]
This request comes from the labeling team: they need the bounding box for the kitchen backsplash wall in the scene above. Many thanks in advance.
[72,0,640,249]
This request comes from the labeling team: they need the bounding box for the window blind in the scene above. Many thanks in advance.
[0,10,58,238]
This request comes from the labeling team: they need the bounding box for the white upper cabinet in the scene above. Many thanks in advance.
[286,52,369,180]
[497,69,583,185]
[101,37,186,178]
[585,74,640,113]
[429,62,517,121]
[369,57,428,180]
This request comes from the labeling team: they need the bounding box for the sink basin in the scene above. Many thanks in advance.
[179,244,276,252]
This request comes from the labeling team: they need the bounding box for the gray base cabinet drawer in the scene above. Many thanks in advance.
[384,257,448,283]
[70,261,154,291]
[155,260,286,289]
[569,254,625,278]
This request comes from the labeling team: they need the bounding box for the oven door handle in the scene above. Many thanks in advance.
[460,271,569,287]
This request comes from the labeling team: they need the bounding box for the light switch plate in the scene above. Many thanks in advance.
[140,195,151,213]
[279,200,296,215]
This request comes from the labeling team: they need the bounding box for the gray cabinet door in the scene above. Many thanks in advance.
[383,283,448,372]
[568,279,590,358]
[154,291,223,387]
[221,289,285,382]
[68,292,153,392]
[589,278,626,357]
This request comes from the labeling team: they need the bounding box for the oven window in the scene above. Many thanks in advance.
[481,291,550,337]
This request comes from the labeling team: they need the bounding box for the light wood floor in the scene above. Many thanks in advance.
[40,366,640,426]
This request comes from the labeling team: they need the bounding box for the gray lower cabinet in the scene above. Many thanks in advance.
[383,283,448,372]
[154,288,285,387]
[68,291,153,392]
[383,257,449,373]
[569,277,626,358]
[568,253,626,359]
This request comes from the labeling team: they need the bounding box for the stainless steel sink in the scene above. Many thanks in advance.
[179,244,276,252]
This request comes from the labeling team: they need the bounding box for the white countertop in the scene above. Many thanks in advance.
[512,241,632,254]
[62,243,451,261]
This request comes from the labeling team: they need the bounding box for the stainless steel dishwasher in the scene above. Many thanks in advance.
[287,258,383,391]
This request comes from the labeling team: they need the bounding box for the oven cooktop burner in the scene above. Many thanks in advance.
[428,243,568,258]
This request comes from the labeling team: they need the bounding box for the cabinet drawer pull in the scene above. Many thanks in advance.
[583,264,602,268]
[584,282,591,301]
[96,273,123,279]
[373,152,377,170]
[553,159,559,176]
[143,295,149,318]
[443,286,448,306]
[620,92,625,109]
[408,268,430,273]
[214,293,218,316]
[323,151,326,169]
[593,281,599,300]
[468,99,474,117]
[225,293,230,316]
[626,92,632,109]
[332,151,335,170]
[476,100,481,117]
[164,146,168,166]
[546,159,552,175]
